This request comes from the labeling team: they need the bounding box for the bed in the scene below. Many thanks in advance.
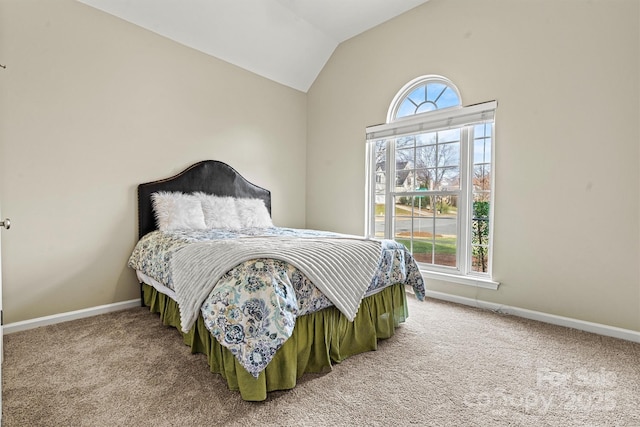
[128,160,425,401]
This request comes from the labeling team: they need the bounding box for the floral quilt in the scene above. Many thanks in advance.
[128,227,425,377]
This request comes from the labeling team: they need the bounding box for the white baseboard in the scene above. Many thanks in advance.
[424,290,640,343]
[5,292,640,344]
[3,299,142,334]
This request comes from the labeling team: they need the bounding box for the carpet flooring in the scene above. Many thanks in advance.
[3,295,639,426]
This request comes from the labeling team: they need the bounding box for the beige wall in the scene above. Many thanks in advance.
[1,0,638,334]
[307,0,640,331]
[0,0,307,323]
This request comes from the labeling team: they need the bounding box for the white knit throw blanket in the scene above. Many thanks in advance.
[171,237,382,332]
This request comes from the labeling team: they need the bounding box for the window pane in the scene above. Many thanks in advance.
[440,167,460,190]
[427,83,447,103]
[415,145,436,169]
[438,86,461,109]
[374,202,385,238]
[473,123,492,168]
[471,248,489,273]
[416,103,437,114]
[392,194,458,269]
[397,136,414,150]
[473,139,491,164]
[394,195,435,264]
[425,168,437,190]
[394,196,414,241]
[417,132,437,146]
[411,236,433,264]
[414,169,429,189]
[471,200,490,273]
[374,140,387,193]
[474,123,491,137]
[433,195,458,268]
[438,142,460,167]
[474,123,487,138]
[438,128,461,143]
[396,147,415,166]
[473,192,491,204]
[408,86,426,105]
[429,167,458,191]
[374,141,386,173]
[473,164,491,192]
[397,99,417,118]
[396,170,414,191]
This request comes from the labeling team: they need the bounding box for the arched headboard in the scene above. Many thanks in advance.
[137,160,272,239]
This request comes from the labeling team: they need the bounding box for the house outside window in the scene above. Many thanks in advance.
[365,75,498,288]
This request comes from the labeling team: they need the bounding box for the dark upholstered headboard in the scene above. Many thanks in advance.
[137,160,272,239]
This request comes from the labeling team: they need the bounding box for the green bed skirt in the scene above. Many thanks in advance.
[142,283,409,401]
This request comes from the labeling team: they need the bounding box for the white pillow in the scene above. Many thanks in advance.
[195,193,243,230]
[235,197,273,228]
[151,191,206,231]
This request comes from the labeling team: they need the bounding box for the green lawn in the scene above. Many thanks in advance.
[375,203,457,217]
[395,237,457,255]
[375,205,412,216]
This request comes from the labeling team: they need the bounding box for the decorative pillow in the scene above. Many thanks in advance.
[235,197,273,228]
[195,192,243,230]
[151,191,206,231]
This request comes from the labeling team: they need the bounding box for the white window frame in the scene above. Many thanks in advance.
[365,81,498,289]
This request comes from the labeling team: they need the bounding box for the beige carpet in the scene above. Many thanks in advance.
[3,295,639,427]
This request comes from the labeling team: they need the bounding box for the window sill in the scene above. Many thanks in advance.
[420,269,500,290]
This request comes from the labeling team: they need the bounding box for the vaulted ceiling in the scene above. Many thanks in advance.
[78,0,429,92]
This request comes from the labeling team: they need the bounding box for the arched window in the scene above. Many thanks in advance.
[365,76,498,287]
[389,75,461,121]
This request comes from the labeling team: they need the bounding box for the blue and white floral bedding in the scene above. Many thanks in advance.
[128,227,425,377]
